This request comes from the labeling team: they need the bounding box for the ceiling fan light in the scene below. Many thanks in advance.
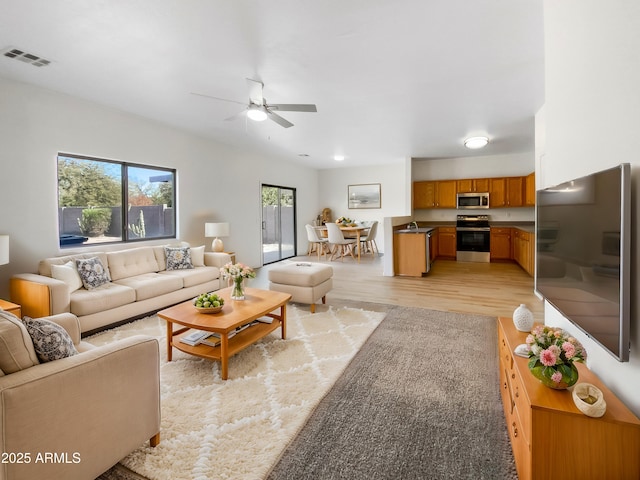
[464,136,489,149]
[247,106,268,122]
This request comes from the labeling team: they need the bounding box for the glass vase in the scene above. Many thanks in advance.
[229,276,245,300]
[529,362,579,390]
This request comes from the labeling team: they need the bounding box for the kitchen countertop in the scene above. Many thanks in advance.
[394,221,535,233]
[490,222,535,233]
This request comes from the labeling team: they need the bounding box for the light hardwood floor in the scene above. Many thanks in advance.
[253,253,544,321]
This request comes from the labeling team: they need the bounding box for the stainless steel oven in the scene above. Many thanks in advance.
[456,215,490,262]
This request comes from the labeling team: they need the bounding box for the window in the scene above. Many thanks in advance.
[57,153,176,247]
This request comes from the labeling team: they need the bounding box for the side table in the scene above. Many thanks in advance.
[0,299,22,318]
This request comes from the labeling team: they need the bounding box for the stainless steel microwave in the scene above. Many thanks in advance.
[456,192,489,209]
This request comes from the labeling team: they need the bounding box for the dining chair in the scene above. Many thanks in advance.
[359,220,379,256]
[305,224,329,260]
[326,223,357,261]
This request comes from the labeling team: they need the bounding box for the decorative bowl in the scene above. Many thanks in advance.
[194,305,223,314]
[572,382,606,417]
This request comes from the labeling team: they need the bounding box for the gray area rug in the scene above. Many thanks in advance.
[266,305,517,480]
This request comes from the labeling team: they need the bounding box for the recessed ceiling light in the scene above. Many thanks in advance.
[464,136,489,149]
[334,155,345,161]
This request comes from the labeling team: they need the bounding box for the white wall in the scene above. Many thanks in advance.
[0,77,318,298]
[542,0,640,414]
[318,158,411,255]
[411,153,536,223]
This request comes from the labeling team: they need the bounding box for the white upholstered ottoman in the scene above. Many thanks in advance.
[268,262,333,313]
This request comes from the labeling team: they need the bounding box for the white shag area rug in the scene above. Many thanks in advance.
[88,304,386,480]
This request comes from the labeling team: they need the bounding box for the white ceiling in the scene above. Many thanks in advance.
[0,0,544,169]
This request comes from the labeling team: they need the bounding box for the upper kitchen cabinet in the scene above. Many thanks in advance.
[490,176,525,208]
[414,180,456,209]
[413,181,437,208]
[525,172,535,206]
[457,178,490,193]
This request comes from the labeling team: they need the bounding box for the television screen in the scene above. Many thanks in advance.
[535,163,630,362]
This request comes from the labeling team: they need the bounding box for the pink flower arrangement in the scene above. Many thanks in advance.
[526,325,586,386]
[220,262,256,280]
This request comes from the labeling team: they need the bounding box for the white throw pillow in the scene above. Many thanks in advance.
[51,261,83,291]
[190,245,205,267]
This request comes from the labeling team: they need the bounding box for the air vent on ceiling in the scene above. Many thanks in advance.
[2,47,51,67]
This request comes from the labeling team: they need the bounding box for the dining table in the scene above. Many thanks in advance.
[314,224,370,263]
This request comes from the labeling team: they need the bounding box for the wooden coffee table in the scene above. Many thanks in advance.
[159,287,291,380]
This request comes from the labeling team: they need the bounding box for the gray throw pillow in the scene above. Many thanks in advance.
[22,317,78,363]
[165,246,194,270]
[75,256,111,289]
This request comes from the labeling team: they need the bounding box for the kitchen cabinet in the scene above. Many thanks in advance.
[513,229,534,275]
[394,232,429,276]
[489,178,506,207]
[490,227,512,260]
[525,172,535,206]
[457,178,490,193]
[498,317,640,480]
[413,180,456,209]
[506,176,525,207]
[430,232,438,263]
[413,181,437,209]
[437,227,456,258]
[436,180,457,208]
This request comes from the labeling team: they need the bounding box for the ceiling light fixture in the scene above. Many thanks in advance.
[247,105,267,122]
[334,155,345,161]
[464,136,489,149]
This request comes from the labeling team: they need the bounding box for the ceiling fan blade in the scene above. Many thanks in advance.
[267,103,317,113]
[190,92,246,105]
[246,78,264,105]
[224,109,248,122]
[267,110,294,128]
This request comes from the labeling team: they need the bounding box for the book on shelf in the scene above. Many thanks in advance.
[201,332,222,347]
[179,329,209,346]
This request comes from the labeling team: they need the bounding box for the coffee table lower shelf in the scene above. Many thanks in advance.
[171,319,282,362]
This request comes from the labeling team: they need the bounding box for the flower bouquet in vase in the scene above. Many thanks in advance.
[220,262,256,300]
[525,325,587,389]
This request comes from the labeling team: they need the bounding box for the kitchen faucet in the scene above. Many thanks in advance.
[408,221,418,229]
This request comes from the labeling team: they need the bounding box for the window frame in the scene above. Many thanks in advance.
[57,152,177,248]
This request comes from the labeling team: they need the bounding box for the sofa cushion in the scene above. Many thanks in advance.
[70,283,136,317]
[22,316,78,363]
[107,247,160,281]
[76,257,112,290]
[0,310,40,374]
[190,245,206,267]
[114,273,184,301]
[39,252,110,278]
[51,261,83,292]
[165,246,194,271]
[160,266,220,288]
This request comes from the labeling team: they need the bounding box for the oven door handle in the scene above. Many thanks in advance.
[456,227,490,232]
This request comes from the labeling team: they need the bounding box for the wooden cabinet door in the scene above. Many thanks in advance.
[413,181,436,209]
[474,178,490,192]
[489,178,506,207]
[456,179,474,193]
[436,180,457,208]
[437,227,457,257]
[394,233,427,276]
[490,228,512,260]
[429,233,438,263]
[525,172,535,206]
[507,177,525,207]
[513,230,532,275]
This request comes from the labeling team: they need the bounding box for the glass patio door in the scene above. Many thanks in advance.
[261,184,296,264]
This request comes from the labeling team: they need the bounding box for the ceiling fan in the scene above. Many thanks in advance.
[192,78,317,128]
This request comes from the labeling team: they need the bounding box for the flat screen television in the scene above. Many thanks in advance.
[535,163,631,362]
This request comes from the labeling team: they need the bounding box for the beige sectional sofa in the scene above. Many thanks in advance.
[10,244,231,334]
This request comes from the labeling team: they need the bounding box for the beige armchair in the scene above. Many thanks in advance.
[0,310,160,480]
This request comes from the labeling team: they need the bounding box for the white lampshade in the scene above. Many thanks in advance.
[204,223,229,252]
[0,235,9,266]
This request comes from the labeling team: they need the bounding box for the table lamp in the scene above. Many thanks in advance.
[0,235,9,265]
[204,223,229,252]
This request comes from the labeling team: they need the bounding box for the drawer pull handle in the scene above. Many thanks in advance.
[512,422,518,438]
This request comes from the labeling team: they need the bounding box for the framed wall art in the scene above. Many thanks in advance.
[348,183,381,209]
